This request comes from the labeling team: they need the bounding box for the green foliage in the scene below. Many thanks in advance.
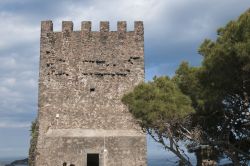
[199,9,250,97]
[197,10,250,164]
[29,119,38,166]
[122,8,250,165]
[173,62,204,111]
[122,76,194,129]
[198,9,250,130]
[174,10,250,140]
[122,76,195,165]
[174,62,224,134]
[179,9,250,164]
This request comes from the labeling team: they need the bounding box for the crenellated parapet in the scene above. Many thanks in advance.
[41,20,53,33]
[41,20,143,41]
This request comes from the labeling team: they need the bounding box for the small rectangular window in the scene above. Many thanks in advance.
[87,153,99,166]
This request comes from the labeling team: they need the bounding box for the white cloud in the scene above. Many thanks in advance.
[0,11,39,49]
[0,86,20,98]
[0,0,249,158]
[0,0,248,120]
[1,77,16,86]
[51,0,167,31]
[0,121,30,128]
[0,0,248,123]
[25,78,37,88]
[0,57,17,69]
[45,0,250,44]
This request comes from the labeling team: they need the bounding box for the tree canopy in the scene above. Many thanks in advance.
[122,76,194,126]
[122,76,196,165]
[122,9,250,166]
[197,9,250,165]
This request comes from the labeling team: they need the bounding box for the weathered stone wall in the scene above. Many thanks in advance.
[35,20,146,166]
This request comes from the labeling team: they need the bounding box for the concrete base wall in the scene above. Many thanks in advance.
[35,130,146,166]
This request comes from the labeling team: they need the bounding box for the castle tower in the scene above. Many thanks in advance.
[35,20,146,166]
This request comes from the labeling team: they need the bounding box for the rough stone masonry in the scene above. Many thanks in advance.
[35,20,147,166]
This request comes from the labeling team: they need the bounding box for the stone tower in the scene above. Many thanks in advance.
[35,20,146,166]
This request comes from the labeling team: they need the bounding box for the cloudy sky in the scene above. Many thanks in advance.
[0,0,249,159]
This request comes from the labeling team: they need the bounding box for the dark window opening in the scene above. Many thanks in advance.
[130,56,140,60]
[87,154,99,166]
[46,63,54,67]
[63,162,67,166]
[126,69,130,73]
[128,59,133,64]
[83,60,95,63]
[95,73,104,77]
[96,60,106,64]
[90,88,95,92]
[58,58,65,62]
[116,72,127,77]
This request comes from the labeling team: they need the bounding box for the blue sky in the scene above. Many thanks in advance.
[0,0,249,160]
